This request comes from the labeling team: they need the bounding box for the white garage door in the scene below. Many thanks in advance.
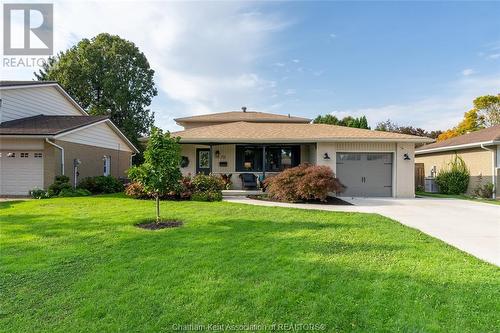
[336,152,393,197]
[0,151,44,195]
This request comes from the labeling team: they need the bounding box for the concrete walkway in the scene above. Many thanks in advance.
[224,196,500,266]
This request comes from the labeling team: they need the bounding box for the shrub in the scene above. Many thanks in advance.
[177,176,194,200]
[219,174,233,190]
[264,164,344,202]
[191,174,224,202]
[436,155,470,195]
[29,188,49,199]
[475,183,495,199]
[191,191,223,202]
[125,182,150,199]
[48,175,72,196]
[78,176,124,194]
[125,176,194,200]
[58,188,91,197]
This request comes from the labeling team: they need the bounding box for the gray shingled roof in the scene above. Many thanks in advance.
[0,115,108,135]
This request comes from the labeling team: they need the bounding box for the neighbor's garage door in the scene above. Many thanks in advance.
[336,152,393,197]
[0,151,43,195]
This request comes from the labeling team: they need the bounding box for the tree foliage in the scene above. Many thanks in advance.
[435,93,499,142]
[375,120,441,139]
[313,114,370,129]
[128,127,181,222]
[473,94,500,127]
[437,109,484,141]
[35,33,157,147]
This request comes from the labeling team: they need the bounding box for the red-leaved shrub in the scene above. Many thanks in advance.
[125,182,150,199]
[264,164,344,202]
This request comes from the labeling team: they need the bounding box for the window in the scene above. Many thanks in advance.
[236,146,263,172]
[20,152,29,158]
[34,153,43,158]
[235,145,300,172]
[103,156,111,176]
[265,146,301,172]
[338,153,361,161]
[7,152,15,158]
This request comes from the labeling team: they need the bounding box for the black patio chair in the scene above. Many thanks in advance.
[239,173,258,190]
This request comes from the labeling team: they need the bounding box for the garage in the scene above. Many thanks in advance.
[336,152,393,197]
[0,151,44,195]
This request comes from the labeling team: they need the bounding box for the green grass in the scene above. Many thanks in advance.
[1,195,499,332]
[416,191,500,205]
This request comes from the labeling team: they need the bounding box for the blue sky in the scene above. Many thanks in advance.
[3,1,500,131]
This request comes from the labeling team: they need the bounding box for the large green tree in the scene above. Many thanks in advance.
[473,94,500,127]
[128,127,182,223]
[375,120,442,139]
[35,33,157,147]
[313,114,370,129]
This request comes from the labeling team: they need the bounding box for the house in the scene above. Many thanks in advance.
[0,81,139,196]
[170,108,433,197]
[415,125,500,197]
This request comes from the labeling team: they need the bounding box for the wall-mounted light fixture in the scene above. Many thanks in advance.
[403,153,411,161]
[323,153,331,160]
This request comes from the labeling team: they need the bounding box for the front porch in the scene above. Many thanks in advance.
[180,143,317,190]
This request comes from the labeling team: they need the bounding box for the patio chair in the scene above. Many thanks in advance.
[239,173,258,190]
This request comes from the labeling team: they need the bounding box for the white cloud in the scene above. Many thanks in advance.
[1,0,290,131]
[488,53,500,59]
[284,88,296,95]
[329,33,336,38]
[461,68,476,76]
[340,74,500,131]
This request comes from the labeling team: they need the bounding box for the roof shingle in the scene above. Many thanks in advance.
[175,111,311,124]
[417,125,500,152]
[172,121,433,143]
[0,80,57,87]
[0,115,108,135]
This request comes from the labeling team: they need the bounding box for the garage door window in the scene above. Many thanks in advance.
[367,153,391,162]
[7,152,15,158]
[338,153,361,161]
[34,153,43,158]
[20,153,29,158]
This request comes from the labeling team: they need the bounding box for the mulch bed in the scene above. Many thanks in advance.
[247,195,353,206]
[136,220,184,230]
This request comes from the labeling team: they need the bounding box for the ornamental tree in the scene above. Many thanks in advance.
[128,127,181,222]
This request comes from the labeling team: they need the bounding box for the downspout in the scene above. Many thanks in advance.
[480,143,496,199]
[45,138,64,175]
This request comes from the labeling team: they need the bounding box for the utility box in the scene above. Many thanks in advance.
[424,177,439,193]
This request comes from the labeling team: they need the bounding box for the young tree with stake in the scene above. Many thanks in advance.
[128,127,182,223]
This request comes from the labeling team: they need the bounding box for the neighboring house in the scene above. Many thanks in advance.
[165,108,432,198]
[415,125,500,197]
[0,81,139,196]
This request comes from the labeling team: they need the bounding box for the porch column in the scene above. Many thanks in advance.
[209,144,213,174]
[262,145,266,178]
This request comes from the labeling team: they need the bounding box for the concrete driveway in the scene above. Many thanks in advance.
[224,196,500,266]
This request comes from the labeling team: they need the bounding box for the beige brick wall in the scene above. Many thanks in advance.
[43,140,132,187]
[415,147,494,194]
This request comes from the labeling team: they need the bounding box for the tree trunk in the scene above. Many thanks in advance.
[155,195,160,223]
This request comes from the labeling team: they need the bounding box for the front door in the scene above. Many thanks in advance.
[196,148,211,175]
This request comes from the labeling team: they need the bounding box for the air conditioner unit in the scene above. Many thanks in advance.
[424,177,439,193]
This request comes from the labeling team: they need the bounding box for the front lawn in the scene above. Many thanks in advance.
[416,191,500,205]
[1,195,499,332]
